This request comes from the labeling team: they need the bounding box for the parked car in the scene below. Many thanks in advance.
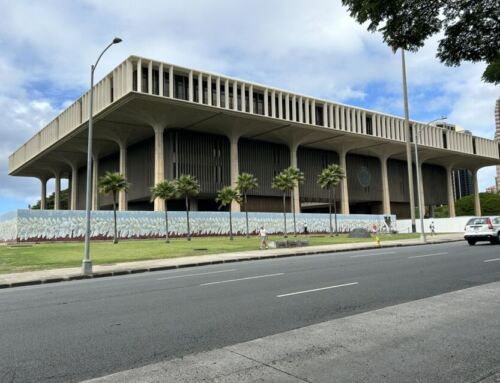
[464,217,500,245]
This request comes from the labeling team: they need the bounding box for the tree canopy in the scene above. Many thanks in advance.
[455,192,500,216]
[341,0,500,83]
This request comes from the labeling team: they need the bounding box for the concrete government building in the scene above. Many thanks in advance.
[8,56,500,218]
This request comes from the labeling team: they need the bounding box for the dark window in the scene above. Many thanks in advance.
[220,84,226,108]
[110,77,114,102]
[409,124,414,143]
[152,70,159,95]
[254,92,264,115]
[366,116,373,135]
[194,78,199,102]
[132,70,137,91]
[212,82,217,106]
[267,95,272,116]
[472,138,477,154]
[141,67,148,93]
[163,71,170,97]
[174,74,188,100]
[316,106,323,126]
[443,132,448,149]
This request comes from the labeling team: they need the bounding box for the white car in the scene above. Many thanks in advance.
[464,217,500,245]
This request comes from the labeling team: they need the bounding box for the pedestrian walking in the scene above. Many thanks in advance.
[259,225,268,249]
[303,222,308,234]
[429,221,435,236]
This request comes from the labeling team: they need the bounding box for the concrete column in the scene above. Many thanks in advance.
[305,99,310,124]
[137,59,142,92]
[271,90,276,117]
[54,172,61,210]
[249,85,254,114]
[40,178,47,210]
[339,149,349,214]
[290,144,301,214]
[278,92,283,118]
[159,63,164,96]
[292,96,297,121]
[118,140,128,211]
[323,103,328,127]
[148,61,153,94]
[380,156,391,215]
[92,154,99,210]
[241,83,246,112]
[153,125,165,211]
[362,111,367,134]
[169,65,174,98]
[188,70,193,102]
[70,164,78,210]
[340,107,345,130]
[216,77,221,107]
[298,97,303,122]
[233,81,238,110]
[207,75,212,106]
[225,79,230,109]
[446,166,456,218]
[229,134,241,212]
[264,89,269,116]
[198,73,203,104]
[473,169,481,216]
[285,94,290,120]
[335,105,340,130]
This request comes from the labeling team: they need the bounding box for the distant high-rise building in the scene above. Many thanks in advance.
[496,98,500,191]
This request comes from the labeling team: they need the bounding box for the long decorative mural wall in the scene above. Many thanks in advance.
[0,209,396,242]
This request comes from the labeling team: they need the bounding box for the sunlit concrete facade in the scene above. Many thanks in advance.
[9,56,500,218]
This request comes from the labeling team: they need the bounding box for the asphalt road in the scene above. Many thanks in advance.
[1,241,499,382]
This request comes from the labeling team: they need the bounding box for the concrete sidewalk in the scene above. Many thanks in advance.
[0,233,463,289]
[83,280,500,383]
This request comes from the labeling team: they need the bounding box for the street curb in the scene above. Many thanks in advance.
[0,238,463,290]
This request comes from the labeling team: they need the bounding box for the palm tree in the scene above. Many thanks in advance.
[98,171,130,244]
[151,180,177,243]
[175,175,200,241]
[285,167,305,237]
[236,173,258,238]
[216,186,241,240]
[272,170,295,238]
[318,164,345,236]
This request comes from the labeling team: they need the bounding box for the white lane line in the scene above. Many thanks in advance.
[200,273,284,286]
[350,251,396,258]
[277,282,359,298]
[157,269,237,281]
[408,252,448,259]
[484,258,500,263]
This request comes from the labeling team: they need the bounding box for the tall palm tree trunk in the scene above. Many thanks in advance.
[164,208,170,243]
[328,188,333,237]
[292,189,297,237]
[244,193,249,238]
[229,210,233,240]
[185,196,191,241]
[333,188,338,236]
[282,192,287,238]
[112,191,118,244]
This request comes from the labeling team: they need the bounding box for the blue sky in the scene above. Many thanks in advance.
[0,0,498,214]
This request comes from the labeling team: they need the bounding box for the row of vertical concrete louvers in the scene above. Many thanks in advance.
[9,56,500,173]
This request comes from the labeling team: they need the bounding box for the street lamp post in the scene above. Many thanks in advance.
[401,49,417,233]
[82,37,122,275]
[413,116,447,243]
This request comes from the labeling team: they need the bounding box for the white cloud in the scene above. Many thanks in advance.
[0,0,498,213]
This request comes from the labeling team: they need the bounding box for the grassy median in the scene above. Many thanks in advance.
[0,233,419,274]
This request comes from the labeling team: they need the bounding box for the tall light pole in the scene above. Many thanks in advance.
[82,37,122,275]
[414,116,447,243]
[401,49,417,233]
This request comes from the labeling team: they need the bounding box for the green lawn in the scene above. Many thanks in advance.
[0,233,419,274]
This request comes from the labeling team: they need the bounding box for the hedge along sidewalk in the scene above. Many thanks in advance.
[0,233,463,289]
